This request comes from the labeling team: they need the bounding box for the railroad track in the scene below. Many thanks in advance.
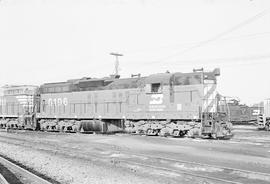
[29,140,270,184]
[112,152,270,184]
[0,155,53,184]
[29,146,245,184]
[117,159,241,184]
[1,132,270,184]
[0,173,8,184]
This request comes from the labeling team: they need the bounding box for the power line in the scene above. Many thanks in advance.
[123,53,270,68]
[147,8,270,65]
[167,53,270,65]
[124,31,270,55]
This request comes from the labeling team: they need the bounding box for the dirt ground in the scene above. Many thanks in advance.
[0,125,269,184]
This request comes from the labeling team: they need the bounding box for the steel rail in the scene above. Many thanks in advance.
[1,131,269,183]
[0,156,52,184]
[130,152,270,178]
[0,174,9,184]
[117,159,242,184]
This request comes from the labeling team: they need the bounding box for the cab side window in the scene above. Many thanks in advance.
[151,83,161,93]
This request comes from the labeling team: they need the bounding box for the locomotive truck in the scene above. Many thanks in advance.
[0,68,233,139]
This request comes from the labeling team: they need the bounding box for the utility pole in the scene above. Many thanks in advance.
[110,52,123,76]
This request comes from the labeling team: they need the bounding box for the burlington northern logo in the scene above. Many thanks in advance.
[149,94,163,105]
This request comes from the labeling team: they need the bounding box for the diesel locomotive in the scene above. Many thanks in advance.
[219,98,263,124]
[0,68,233,139]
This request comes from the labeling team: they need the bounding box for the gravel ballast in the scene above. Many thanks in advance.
[0,141,160,184]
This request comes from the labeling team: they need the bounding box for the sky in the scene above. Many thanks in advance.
[0,0,269,105]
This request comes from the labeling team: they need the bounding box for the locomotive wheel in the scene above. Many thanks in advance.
[63,126,68,132]
[40,126,44,131]
[179,130,186,137]
[59,126,65,132]
[172,130,180,137]
[72,125,77,132]
[146,129,159,136]
[211,133,217,139]
[146,128,155,135]
[55,125,60,131]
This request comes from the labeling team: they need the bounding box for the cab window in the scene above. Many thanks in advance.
[151,83,161,93]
